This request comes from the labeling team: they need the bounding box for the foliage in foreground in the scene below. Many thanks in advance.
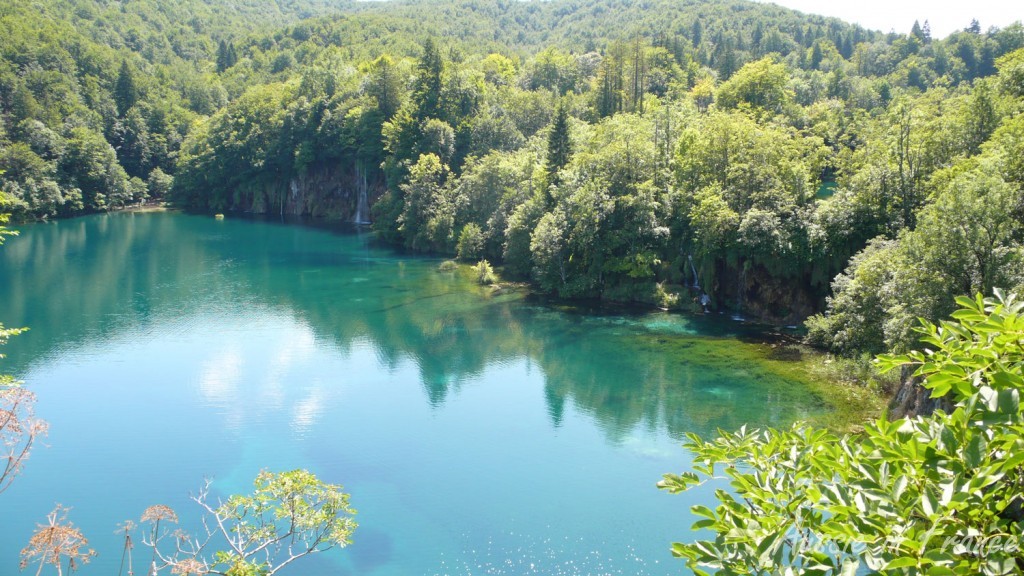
[20,506,94,576]
[660,291,1024,575]
[21,470,355,576]
[0,383,44,496]
[0,210,44,496]
[141,469,356,576]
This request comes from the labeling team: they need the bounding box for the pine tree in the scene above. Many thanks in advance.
[368,54,402,120]
[595,43,625,118]
[810,40,824,70]
[215,40,238,73]
[216,40,229,72]
[690,19,702,46]
[910,20,925,42]
[630,36,647,115]
[412,38,444,121]
[114,60,138,117]
[545,100,571,193]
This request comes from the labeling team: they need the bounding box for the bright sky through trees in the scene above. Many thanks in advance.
[757,0,1021,38]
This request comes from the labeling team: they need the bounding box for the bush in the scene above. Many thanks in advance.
[474,259,497,285]
[660,291,1024,576]
[456,223,485,261]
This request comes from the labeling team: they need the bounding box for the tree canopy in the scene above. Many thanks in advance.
[1,0,1023,346]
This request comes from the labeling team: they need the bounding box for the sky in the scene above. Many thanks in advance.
[755,0,1022,39]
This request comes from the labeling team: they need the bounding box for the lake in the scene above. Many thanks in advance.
[0,211,830,575]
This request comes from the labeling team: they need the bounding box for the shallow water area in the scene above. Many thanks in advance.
[0,212,831,575]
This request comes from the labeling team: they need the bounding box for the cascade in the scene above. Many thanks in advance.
[285,179,299,217]
[353,166,370,225]
[733,266,747,321]
[688,254,699,289]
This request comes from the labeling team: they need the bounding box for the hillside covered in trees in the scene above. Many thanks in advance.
[2,0,1024,358]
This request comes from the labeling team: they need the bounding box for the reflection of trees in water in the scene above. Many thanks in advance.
[0,213,825,440]
[0,213,229,370]
[516,318,825,441]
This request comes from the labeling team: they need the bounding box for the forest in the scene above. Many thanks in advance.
[1,0,1023,355]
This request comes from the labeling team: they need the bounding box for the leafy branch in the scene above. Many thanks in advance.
[660,291,1024,576]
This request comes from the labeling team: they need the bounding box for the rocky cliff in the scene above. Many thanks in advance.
[230,164,382,221]
[888,366,955,419]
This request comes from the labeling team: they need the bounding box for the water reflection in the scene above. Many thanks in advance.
[0,212,826,441]
[0,212,834,576]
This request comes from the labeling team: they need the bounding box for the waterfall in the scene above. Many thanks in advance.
[733,266,746,321]
[353,166,370,225]
[285,179,298,217]
[688,254,700,289]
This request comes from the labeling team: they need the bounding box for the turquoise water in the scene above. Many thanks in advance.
[0,212,828,575]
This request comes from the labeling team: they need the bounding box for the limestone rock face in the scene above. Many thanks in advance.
[231,164,382,221]
[888,366,954,419]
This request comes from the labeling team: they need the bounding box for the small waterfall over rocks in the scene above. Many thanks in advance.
[353,166,370,225]
[732,266,747,321]
[286,179,299,217]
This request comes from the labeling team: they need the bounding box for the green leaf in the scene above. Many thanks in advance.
[691,519,716,530]
[922,489,939,517]
[1000,450,1024,472]
[839,560,860,576]
[996,387,1020,415]
[670,542,689,558]
[885,556,920,569]
[893,475,909,501]
[691,505,717,520]
[965,434,986,469]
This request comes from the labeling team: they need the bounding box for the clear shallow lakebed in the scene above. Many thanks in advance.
[0,211,833,575]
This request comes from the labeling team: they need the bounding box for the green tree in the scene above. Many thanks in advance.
[805,238,899,355]
[215,40,238,73]
[996,48,1024,98]
[146,167,173,200]
[60,127,132,211]
[530,208,569,293]
[503,194,547,278]
[466,106,525,158]
[594,43,626,118]
[451,148,537,263]
[398,153,450,251]
[216,40,230,73]
[366,54,404,121]
[809,165,1024,355]
[964,79,1001,154]
[456,222,485,261]
[661,291,1024,576]
[112,108,153,178]
[545,100,572,189]
[412,38,444,121]
[524,47,580,95]
[114,60,139,117]
[715,57,791,116]
[420,118,456,165]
